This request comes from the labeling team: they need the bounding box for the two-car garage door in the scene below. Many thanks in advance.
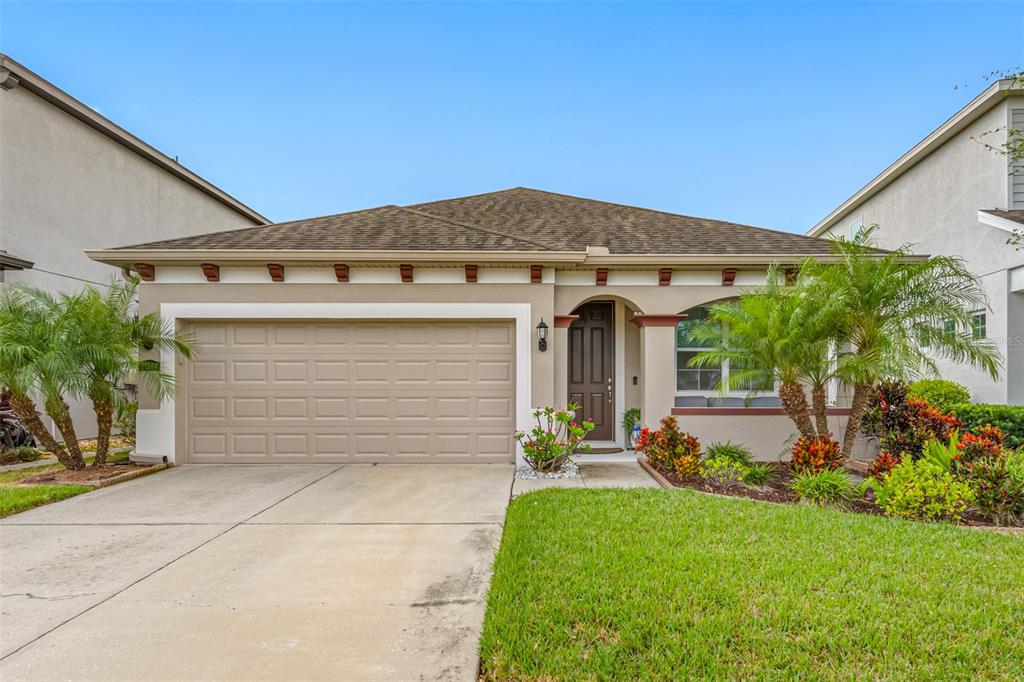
[184,320,516,463]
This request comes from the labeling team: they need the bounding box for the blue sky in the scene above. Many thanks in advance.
[2,2,1021,232]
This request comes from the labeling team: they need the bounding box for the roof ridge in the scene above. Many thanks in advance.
[395,205,558,251]
[513,187,825,243]
[111,204,397,249]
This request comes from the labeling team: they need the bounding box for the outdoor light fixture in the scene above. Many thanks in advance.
[537,319,549,352]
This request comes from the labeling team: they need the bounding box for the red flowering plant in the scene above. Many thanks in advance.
[634,415,701,478]
[868,451,902,480]
[513,403,594,472]
[956,424,1004,468]
[790,434,845,474]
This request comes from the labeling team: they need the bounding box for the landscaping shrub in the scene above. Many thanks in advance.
[514,404,594,472]
[861,381,961,458]
[741,462,774,487]
[699,456,746,490]
[635,416,701,477]
[788,469,855,509]
[870,459,974,522]
[907,379,970,413]
[952,404,1024,450]
[956,425,1004,468]
[0,445,43,465]
[790,434,844,473]
[703,440,753,467]
[868,451,901,480]
[964,456,1024,526]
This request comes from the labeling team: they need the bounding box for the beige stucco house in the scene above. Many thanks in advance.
[89,188,852,465]
[0,54,267,436]
[809,78,1024,405]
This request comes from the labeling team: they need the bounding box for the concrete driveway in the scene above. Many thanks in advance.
[0,463,513,681]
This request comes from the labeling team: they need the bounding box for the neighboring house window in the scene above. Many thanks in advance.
[1011,108,1023,210]
[942,318,956,343]
[675,305,773,394]
[849,217,865,241]
[971,311,987,340]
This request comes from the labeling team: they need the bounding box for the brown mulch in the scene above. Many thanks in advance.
[20,462,151,485]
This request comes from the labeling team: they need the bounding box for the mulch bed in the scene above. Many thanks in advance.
[640,458,1015,529]
[21,461,156,486]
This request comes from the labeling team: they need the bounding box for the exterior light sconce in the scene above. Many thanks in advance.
[537,319,549,352]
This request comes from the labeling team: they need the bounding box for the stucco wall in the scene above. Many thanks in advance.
[0,84,258,293]
[0,81,261,438]
[820,97,1024,404]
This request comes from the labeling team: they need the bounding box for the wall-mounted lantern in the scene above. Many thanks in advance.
[537,319,549,352]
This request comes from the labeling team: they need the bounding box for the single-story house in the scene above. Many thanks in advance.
[88,188,853,465]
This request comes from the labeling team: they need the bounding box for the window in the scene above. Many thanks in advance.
[971,311,987,340]
[675,306,773,394]
[676,307,721,391]
[849,217,865,241]
[942,318,956,342]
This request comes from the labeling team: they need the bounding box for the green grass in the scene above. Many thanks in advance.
[0,451,130,516]
[481,488,1024,681]
[0,485,92,516]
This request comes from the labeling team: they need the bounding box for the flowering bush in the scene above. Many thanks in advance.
[868,451,902,480]
[790,434,844,474]
[635,416,701,478]
[513,403,594,472]
[861,381,961,458]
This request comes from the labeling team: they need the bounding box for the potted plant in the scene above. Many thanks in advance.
[514,403,594,472]
[621,408,641,449]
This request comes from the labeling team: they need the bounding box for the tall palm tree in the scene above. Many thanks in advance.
[61,277,195,465]
[804,228,1002,457]
[0,287,87,470]
[690,266,832,439]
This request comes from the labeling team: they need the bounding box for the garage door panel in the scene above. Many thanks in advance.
[185,320,516,463]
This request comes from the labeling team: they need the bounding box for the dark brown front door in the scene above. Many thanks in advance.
[568,301,615,440]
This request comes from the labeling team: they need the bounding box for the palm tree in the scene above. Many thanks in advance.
[804,228,1002,457]
[689,266,832,439]
[0,287,87,470]
[61,277,195,465]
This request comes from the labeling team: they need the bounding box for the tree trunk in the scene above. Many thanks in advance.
[841,381,873,458]
[810,385,830,437]
[90,393,112,466]
[44,395,85,470]
[9,394,83,470]
[778,381,816,439]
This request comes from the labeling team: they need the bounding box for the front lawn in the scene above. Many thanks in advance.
[0,452,133,517]
[480,488,1024,680]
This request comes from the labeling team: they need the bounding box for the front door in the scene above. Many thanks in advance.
[568,301,615,441]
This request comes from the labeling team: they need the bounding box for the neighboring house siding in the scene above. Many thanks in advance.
[1012,107,1024,209]
[820,97,1024,404]
[0,79,263,437]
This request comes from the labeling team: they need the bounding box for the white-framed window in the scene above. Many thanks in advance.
[971,311,987,340]
[675,305,774,395]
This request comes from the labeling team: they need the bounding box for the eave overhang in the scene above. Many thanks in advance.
[0,251,34,271]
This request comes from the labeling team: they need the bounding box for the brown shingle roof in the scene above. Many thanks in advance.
[980,209,1024,226]
[113,188,836,255]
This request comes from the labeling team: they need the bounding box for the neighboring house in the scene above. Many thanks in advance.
[0,54,268,436]
[88,188,852,465]
[809,78,1024,405]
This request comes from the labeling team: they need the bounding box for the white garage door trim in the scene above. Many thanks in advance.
[137,302,533,464]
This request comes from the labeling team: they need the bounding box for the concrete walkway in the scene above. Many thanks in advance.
[0,463,512,682]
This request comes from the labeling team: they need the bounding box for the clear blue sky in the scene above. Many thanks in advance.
[2,2,1021,232]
